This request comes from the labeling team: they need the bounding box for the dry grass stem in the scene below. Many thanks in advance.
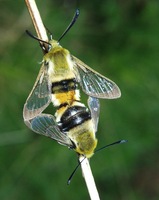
[79,156,100,200]
[25,0,48,42]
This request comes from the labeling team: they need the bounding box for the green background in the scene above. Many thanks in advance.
[1,0,159,199]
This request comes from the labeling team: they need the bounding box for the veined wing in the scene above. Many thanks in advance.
[27,114,73,147]
[23,63,51,121]
[88,97,100,133]
[73,56,121,99]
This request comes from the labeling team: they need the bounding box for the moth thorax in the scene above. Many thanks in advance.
[76,131,97,158]
[69,120,97,158]
[53,49,73,73]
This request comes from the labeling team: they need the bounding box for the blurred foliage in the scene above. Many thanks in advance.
[0,0,159,199]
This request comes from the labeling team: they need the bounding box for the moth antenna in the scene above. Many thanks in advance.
[95,140,128,154]
[58,8,80,42]
[67,156,85,185]
[67,140,127,184]
[26,30,51,45]
[26,30,51,53]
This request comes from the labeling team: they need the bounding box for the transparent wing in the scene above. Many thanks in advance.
[26,114,73,147]
[73,56,121,99]
[88,97,100,133]
[23,63,51,121]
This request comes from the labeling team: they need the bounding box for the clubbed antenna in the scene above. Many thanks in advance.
[26,30,51,53]
[58,9,80,42]
[95,140,128,153]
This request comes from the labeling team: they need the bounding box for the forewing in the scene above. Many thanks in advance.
[23,63,51,121]
[27,114,73,147]
[88,97,100,133]
[73,56,121,99]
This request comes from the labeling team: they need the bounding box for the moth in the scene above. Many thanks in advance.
[23,9,121,158]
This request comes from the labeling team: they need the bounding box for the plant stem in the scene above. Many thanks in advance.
[25,0,48,42]
[79,155,100,200]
